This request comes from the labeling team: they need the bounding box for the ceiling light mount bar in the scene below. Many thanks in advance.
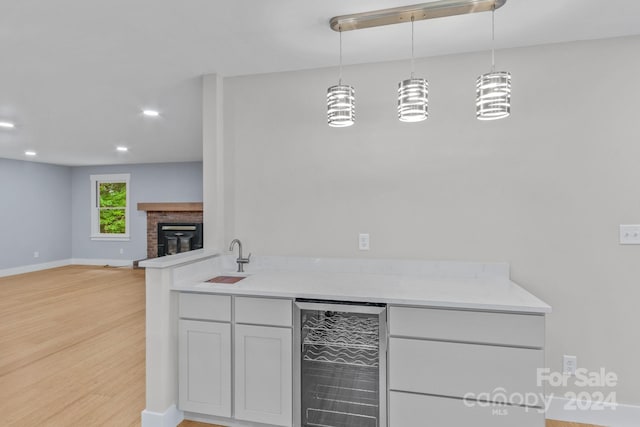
[330,0,506,32]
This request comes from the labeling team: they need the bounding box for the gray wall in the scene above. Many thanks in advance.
[0,158,72,269]
[220,36,640,403]
[71,162,203,262]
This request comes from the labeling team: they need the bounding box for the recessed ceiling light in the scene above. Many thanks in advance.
[142,109,160,117]
[0,121,15,128]
[116,146,128,152]
[25,150,36,156]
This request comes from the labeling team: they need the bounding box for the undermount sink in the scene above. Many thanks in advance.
[207,275,247,284]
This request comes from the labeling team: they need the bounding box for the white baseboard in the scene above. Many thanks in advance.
[547,396,640,427]
[0,258,135,278]
[141,405,184,427]
[70,258,134,267]
[0,259,72,278]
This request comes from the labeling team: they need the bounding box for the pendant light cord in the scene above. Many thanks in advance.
[411,15,415,78]
[491,6,495,72]
[339,26,343,85]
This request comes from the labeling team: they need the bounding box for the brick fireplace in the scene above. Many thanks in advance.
[138,203,203,259]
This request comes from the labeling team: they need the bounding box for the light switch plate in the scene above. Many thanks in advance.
[359,233,370,251]
[619,225,640,245]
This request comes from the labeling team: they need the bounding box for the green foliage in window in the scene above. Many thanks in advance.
[100,209,126,234]
[99,182,126,207]
[99,182,127,234]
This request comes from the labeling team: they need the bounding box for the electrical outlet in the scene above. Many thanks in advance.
[358,233,370,251]
[563,355,577,376]
[33,251,39,258]
[119,248,124,255]
[620,225,640,244]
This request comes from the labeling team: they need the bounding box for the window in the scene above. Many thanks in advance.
[90,174,130,240]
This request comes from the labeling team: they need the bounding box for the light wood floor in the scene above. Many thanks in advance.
[0,266,601,427]
[0,266,146,426]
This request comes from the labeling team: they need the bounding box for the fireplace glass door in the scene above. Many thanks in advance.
[157,223,203,257]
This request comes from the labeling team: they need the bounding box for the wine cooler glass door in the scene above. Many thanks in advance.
[294,301,387,427]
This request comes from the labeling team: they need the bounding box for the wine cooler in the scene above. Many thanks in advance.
[294,300,387,427]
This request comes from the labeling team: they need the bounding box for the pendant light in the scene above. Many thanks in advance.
[398,16,428,122]
[476,6,511,120]
[327,27,355,127]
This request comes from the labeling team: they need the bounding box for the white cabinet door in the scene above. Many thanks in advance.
[178,320,231,417]
[234,324,292,427]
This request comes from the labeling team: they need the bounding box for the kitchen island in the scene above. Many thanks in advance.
[141,250,550,427]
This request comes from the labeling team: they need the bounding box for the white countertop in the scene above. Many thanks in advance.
[139,248,220,269]
[173,270,551,314]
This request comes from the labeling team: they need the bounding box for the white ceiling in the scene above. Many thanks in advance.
[1,0,639,166]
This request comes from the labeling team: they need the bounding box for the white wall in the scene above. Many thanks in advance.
[217,36,640,404]
[0,159,203,272]
[0,158,72,269]
[70,162,203,262]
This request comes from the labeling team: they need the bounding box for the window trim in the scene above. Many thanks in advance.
[90,173,131,241]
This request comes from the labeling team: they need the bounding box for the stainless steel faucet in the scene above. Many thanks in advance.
[229,239,251,273]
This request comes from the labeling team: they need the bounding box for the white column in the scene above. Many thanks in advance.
[202,74,225,251]
[141,267,183,427]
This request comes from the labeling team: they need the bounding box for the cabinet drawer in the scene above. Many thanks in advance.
[389,338,543,398]
[390,392,544,427]
[389,306,544,348]
[235,297,292,327]
[179,293,231,322]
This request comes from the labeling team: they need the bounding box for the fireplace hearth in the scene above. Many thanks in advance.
[157,223,203,257]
